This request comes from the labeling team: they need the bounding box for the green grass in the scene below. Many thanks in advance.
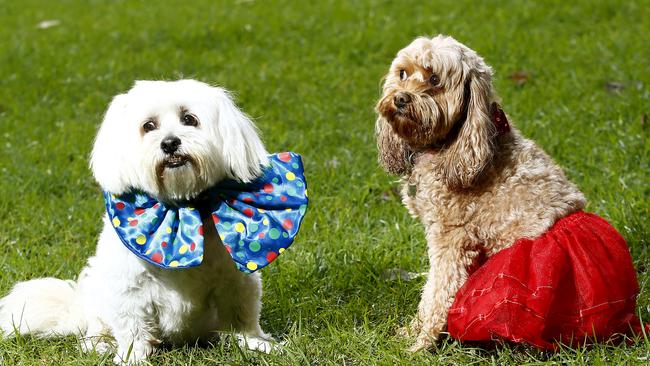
[0,0,648,364]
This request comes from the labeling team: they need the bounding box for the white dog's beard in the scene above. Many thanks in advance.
[136,152,216,202]
[157,162,203,201]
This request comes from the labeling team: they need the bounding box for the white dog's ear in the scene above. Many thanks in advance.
[90,94,132,194]
[442,57,497,190]
[213,88,268,182]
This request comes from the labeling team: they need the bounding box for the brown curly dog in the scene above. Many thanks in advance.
[375,35,586,351]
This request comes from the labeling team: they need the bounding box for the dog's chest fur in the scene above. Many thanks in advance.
[399,130,586,255]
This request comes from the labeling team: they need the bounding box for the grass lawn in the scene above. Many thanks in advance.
[1,0,649,364]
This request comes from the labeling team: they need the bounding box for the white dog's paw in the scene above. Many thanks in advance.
[235,334,280,353]
[80,336,113,355]
[113,341,155,365]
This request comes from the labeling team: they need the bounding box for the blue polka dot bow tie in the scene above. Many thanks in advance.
[104,152,308,273]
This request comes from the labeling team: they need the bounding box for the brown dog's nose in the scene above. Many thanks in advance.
[394,92,411,108]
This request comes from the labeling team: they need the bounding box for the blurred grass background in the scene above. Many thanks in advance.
[0,0,648,364]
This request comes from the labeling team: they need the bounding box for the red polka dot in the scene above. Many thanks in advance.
[151,253,163,263]
[161,241,168,248]
[212,214,220,224]
[278,152,291,162]
[224,244,232,253]
[243,197,253,203]
[266,251,278,262]
[153,203,160,209]
[280,196,287,202]
[116,202,125,210]
[129,219,139,226]
[198,225,204,236]
[190,242,196,251]
[258,232,266,239]
[243,208,254,217]
[263,183,274,193]
[282,219,293,230]
[134,208,145,215]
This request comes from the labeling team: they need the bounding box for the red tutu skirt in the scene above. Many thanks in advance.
[447,211,645,349]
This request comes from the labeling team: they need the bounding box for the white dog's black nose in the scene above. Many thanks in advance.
[161,136,181,154]
[394,92,411,109]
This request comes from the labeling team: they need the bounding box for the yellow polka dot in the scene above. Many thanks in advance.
[263,218,269,225]
[169,261,180,268]
[187,207,195,211]
[305,189,308,197]
[246,261,258,271]
[219,234,225,241]
[285,172,296,181]
[258,208,266,213]
[165,227,172,234]
[179,245,189,254]
[112,217,121,227]
[279,248,285,254]
[127,217,135,222]
[198,255,204,262]
[145,248,153,255]
[136,235,146,245]
[285,208,292,212]
[234,223,245,233]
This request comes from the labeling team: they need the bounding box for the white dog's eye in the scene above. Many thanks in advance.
[399,69,407,81]
[143,120,157,133]
[181,114,199,127]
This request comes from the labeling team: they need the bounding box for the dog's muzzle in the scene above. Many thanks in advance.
[393,92,412,109]
[161,136,181,154]
[163,155,189,168]
[160,136,188,168]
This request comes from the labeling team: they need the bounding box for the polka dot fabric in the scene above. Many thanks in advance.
[104,152,308,273]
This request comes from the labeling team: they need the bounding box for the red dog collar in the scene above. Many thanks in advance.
[491,102,510,135]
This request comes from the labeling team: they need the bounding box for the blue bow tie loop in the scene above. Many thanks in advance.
[104,152,308,273]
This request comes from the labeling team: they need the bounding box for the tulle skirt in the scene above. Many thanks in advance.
[447,211,645,349]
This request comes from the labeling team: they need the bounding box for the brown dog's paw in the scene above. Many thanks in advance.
[407,328,441,352]
[396,326,412,338]
[408,335,434,352]
[397,318,422,338]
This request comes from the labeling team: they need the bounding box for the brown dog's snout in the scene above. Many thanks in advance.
[393,92,411,109]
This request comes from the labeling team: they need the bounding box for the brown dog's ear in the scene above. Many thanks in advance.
[376,116,411,176]
[441,68,497,189]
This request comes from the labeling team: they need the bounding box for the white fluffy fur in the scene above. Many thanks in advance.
[0,80,274,364]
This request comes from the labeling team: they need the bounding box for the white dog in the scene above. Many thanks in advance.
[0,80,277,364]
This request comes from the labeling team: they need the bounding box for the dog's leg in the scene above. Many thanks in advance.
[111,321,157,365]
[215,273,276,353]
[409,236,473,352]
[108,297,160,365]
[234,333,275,353]
[80,316,113,355]
[80,315,115,357]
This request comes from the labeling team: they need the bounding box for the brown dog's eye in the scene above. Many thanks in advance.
[429,74,440,86]
[143,120,157,133]
[399,69,407,81]
[181,114,199,127]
